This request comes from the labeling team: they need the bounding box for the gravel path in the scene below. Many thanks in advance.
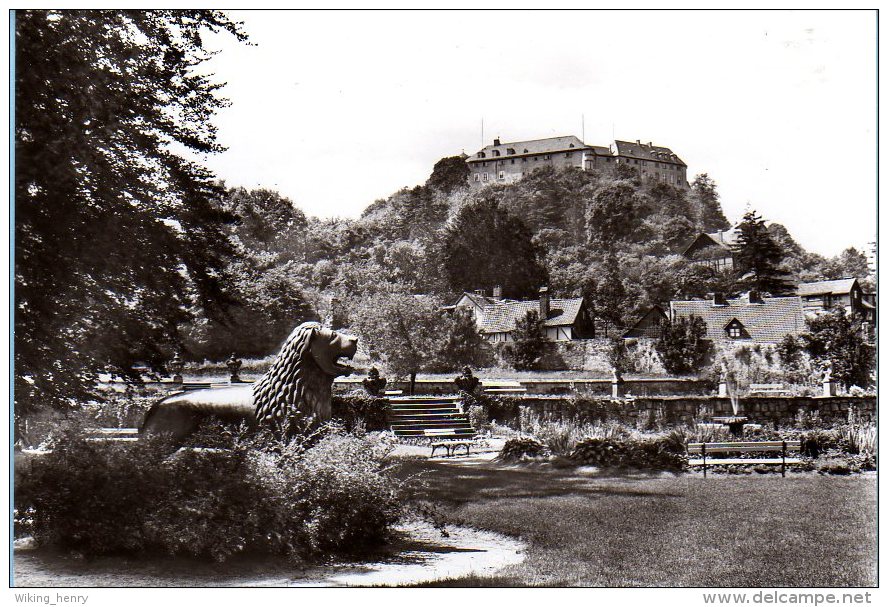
[13,520,525,588]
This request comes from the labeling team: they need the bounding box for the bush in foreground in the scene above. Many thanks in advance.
[17,424,402,561]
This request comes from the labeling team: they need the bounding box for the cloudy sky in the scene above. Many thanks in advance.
[198,10,876,257]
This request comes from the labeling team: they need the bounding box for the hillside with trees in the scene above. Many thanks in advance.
[182,156,875,369]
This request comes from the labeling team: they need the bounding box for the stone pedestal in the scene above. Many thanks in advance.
[822,381,837,397]
[718,382,729,397]
[611,379,625,399]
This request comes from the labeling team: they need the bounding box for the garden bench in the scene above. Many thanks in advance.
[429,440,471,458]
[748,383,791,396]
[688,440,802,477]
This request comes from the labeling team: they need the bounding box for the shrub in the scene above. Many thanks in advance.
[17,424,402,561]
[498,437,548,461]
[655,315,710,374]
[466,404,490,433]
[331,392,390,432]
[570,436,687,471]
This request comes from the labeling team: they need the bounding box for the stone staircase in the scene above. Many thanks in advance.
[386,396,475,439]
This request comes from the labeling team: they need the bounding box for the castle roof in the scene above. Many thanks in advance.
[670,296,805,343]
[468,135,589,162]
[479,297,585,334]
[612,140,687,166]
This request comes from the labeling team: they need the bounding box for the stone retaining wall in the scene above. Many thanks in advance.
[492,395,875,429]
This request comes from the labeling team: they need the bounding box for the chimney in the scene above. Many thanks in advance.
[494,137,501,146]
[712,292,727,306]
[747,290,763,304]
[539,286,550,319]
[636,139,641,146]
[492,285,503,300]
[648,141,653,147]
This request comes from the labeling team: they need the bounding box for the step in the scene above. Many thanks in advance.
[388,412,467,419]
[391,423,474,430]
[392,430,476,438]
[387,398,460,405]
[389,407,460,413]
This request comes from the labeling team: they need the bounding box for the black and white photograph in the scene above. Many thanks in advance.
[6,5,880,599]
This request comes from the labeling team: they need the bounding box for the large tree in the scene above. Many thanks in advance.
[439,194,547,298]
[15,10,247,416]
[733,210,794,295]
[689,173,730,231]
[346,291,445,395]
[802,307,875,389]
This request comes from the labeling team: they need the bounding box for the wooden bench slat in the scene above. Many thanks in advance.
[688,441,801,450]
[689,458,803,466]
[688,445,801,454]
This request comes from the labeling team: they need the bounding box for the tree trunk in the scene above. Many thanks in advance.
[409,372,417,396]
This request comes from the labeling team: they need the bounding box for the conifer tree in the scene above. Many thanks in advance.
[733,210,794,295]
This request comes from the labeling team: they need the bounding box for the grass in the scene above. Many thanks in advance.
[396,459,876,587]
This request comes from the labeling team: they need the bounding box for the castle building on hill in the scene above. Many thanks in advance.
[466,135,689,189]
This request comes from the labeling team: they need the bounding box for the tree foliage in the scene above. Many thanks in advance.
[346,292,444,394]
[502,310,547,371]
[439,195,547,298]
[426,155,470,194]
[654,315,710,375]
[733,210,793,295]
[801,307,874,389]
[14,10,247,415]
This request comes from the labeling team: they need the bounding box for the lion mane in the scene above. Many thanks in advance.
[253,322,334,427]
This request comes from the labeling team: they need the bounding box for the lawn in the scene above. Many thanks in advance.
[397,459,876,587]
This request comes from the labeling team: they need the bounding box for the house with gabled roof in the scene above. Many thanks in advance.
[797,278,875,324]
[680,229,738,272]
[669,291,806,344]
[443,287,503,328]
[469,287,594,343]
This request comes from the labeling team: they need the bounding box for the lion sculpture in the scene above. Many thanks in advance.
[141,322,358,442]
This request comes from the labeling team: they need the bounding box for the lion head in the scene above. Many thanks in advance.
[253,322,358,428]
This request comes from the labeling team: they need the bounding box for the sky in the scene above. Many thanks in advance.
[196,10,877,257]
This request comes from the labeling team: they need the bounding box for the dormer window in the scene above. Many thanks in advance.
[569,143,575,148]
[507,147,516,155]
[478,152,486,158]
[523,149,529,153]
[724,318,748,340]
[492,150,501,157]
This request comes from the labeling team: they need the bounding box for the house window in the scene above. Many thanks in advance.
[728,326,742,338]
[473,174,480,182]
[498,171,505,180]
[522,157,527,163]
[511,159,515,164]
[565,152,572,158]
[482,172,488,182]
